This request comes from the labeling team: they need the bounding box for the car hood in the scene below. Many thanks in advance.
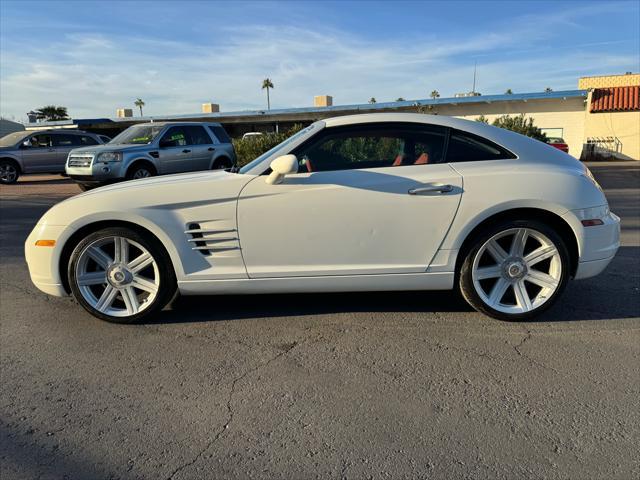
[39,170,256,227]
[70,144,151,155]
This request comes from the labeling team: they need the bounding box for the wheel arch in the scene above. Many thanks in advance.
[59,219,177,294]
[210,155,233,169]
[126,158,157,177]
[0,156,22,172]
[454,207,580,278]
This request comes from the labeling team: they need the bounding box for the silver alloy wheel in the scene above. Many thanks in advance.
[471,228,562,314]
[75,236,160,318]
[132,168,151,179]
[0,163,18,183]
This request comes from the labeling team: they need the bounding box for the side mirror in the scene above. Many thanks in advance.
[21,140,31,148]
[266,154,298,185]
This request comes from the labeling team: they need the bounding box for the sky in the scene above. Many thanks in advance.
[1,0,639,122]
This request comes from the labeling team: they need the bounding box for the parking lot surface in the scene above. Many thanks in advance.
[1,164,639,479]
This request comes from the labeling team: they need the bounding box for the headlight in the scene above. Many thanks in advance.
[96,152,122,162]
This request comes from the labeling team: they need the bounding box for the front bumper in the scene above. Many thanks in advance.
[66,160,126,184]
[25,223,71,297]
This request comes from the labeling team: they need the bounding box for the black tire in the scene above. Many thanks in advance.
[68,227,177,324]
[459,219,570,321]
[77,183,95,192]
[126,163,156,180]
[212,157,233,170]
[0,159,20,184]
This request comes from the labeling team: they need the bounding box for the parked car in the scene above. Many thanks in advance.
[25,113,619,323]
[242,132,264,140]
[65,122,236,190]
[0,129,105,184]
[546,137,569,153]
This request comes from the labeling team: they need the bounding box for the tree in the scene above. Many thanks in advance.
[491,114,547,141]
[396,97,405,102]
[430,90,440,99]
[505,89,513,94]
[262,78,274,110]
[35,105,69,121]
[545,87,553,93]
[369,97,377,104]
[475,115,489,123]
[134,98,145,116]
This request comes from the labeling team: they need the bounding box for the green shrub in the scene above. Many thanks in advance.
[233,124,305,166]
[490,114,547,141]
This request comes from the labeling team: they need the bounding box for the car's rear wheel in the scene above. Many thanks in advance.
[78,183,96,192]
[0,159,20,184]
[68,227,176,323]
[459,220,569,321]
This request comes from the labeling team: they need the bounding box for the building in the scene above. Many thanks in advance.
[24,73,640,160]
[0,118,25,137]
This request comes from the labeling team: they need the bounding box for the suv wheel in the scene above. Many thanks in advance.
[127,164,155,180]
[0,160,20,184]
[459,220,569,321]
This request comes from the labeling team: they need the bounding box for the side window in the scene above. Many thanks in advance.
[29,134,53,148]
[184,125,212,145]
[79,135,99,146]
[293,124,446,172]
[208,125,231,144]
[446,130,515,163]
[52,134,80,147]
[159,127,189,147]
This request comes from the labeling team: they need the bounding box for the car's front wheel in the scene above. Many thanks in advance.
[68,227,176,323]
[459,220,570,321]
[0,159,20,184]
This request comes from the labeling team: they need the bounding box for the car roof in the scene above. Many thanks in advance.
[134,121,222,127]
[28,129,95,135]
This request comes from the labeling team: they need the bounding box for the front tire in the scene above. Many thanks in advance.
[126,164,155,180]
[68,227,176,323]
[459,220,570,321]
[0,159,20,184]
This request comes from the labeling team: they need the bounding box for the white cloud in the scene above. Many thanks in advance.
[1,10,638,121]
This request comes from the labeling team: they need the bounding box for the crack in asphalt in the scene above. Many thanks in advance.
[166,334,316,480]
[513,330,560,374]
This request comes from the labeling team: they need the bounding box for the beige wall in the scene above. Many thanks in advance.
[579,73,640,89]
[426,97,587,158]
[584,97,640,160]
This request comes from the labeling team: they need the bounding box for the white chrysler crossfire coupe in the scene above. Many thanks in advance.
[25,114,619,323]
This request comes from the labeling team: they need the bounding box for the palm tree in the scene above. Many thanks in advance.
[396,97,405,102]
[35,105,69,121]
[262,78,274,110]
[545,87,553,93]
[134,98,145,116]
[430,90,440,99]
[369,97,377,104]
[505,89,513,94]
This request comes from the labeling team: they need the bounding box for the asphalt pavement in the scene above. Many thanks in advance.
[1,163,639,479]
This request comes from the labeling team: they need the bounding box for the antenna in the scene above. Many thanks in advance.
[472,60,477,94]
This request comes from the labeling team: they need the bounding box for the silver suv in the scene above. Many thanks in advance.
[0,130,105,184]
[65,122,236,190]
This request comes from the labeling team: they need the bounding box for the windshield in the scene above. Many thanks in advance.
[238,124,318,174]
[109,125,164,145]
[0,131,30,147]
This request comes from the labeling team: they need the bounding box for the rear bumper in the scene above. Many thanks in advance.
[574,255,616,280]
[570,210,620,279]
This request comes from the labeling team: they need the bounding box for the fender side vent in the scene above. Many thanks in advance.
[186,223,209,255]
[149,151,159,159]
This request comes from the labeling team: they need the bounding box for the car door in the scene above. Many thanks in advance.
[20,133,57,173]
[157,126,198,173]
[237,123,463,278]
[182,125,216,171]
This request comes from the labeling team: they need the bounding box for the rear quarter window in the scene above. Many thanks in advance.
[446,129,516,163]
[208,125,231,144]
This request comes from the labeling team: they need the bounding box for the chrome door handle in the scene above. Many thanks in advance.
[408,184,453,195]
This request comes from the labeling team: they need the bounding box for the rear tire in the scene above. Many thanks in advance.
[212,157,233,170]
[459,220,570,321]
[68,227,177,323]
[78,183,95,192]
[0,159,20,184]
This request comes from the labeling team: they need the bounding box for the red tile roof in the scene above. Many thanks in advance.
[590,86,640,112]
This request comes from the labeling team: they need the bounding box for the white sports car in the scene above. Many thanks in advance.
[25,114,620,323]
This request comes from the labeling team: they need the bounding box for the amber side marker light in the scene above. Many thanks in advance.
[581,219,604,227]
[35,240,56,247]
